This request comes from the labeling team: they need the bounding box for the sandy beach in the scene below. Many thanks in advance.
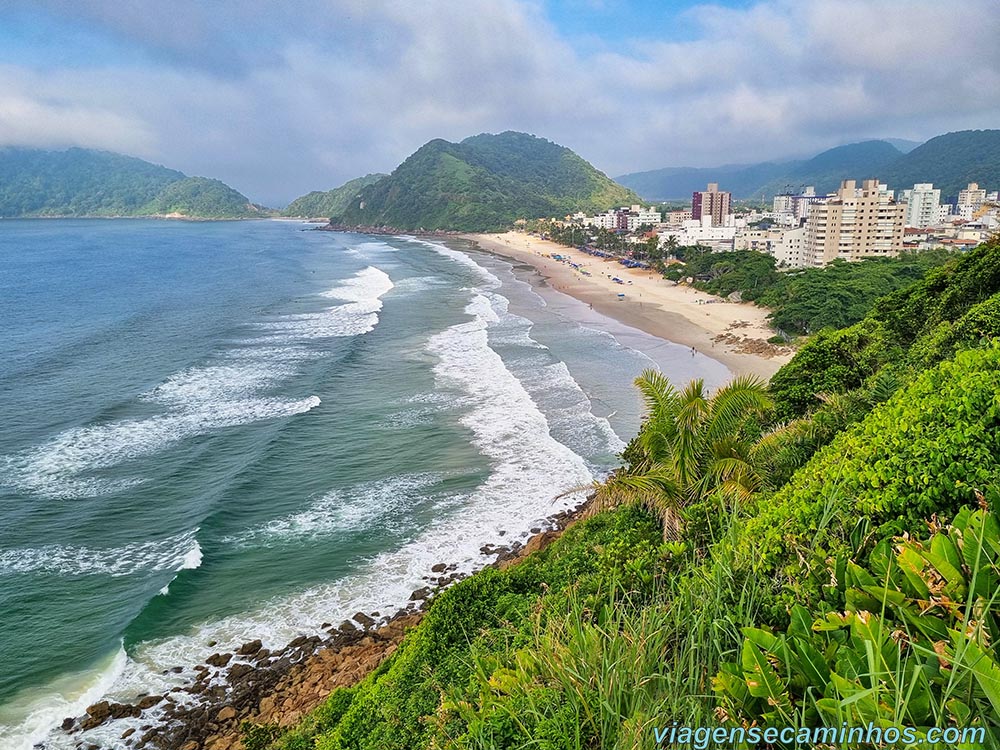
[462,232,793,381]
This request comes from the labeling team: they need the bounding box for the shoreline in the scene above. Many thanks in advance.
[57,502,592,750]
[461,231,793,380]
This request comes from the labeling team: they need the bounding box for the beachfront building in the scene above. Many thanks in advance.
[692,183,731,227]
[660,217,736,251]
[802,179,906,267]
[734,225,809,269]
[773,226,808,268]
[576,205,662,232]
[900,183,947,228]
[734,227,784,254]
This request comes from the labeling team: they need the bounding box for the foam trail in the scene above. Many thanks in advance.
[0,529,202,578]
[0,646,127,750]
[159,540,204,596]
[226,473,445,548]
[0,266,393,500]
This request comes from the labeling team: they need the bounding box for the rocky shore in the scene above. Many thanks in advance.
[58,503,588,750]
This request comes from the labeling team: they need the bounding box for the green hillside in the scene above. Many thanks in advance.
[0,147,265,218]
[337,131,640,232]
[284,174,387,218]
[879,129,1000,197]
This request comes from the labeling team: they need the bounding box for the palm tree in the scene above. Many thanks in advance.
[595,370,773,538]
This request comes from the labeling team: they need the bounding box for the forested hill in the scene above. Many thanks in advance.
[0,147,266,219]
[284,174,387,219]
[878,129,1000,197]
[617,129,1000,200]
[336,131,640,232]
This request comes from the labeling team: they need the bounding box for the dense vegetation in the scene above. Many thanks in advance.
[617,129,1000,200]
[662,247,953,335]
[880,129,1000,198]
[0,147,265,218]
[337,132,640,232]
[249,237,1000,749]
[284,174,386,218]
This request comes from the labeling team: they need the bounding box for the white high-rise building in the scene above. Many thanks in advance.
[902,183,942,228]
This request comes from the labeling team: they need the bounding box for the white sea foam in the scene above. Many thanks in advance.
[159,540,204,595]
[0,268,396,500]
[258,266,394,340]
[0,645,128,750]
[226,473,445,547]
[1,394,321,499]
[0,529,202,578]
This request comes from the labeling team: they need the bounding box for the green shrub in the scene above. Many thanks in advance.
[768,320,896,420]
[740,347,1000,611]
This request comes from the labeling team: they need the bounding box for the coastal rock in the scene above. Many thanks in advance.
[206,653,232,668]
[409,587,431,601]
[353,612,375,629]
[136,694,163,710]
[80,701,115,729]
[60,717,75,731]
[237,639,263,656]
[431,563,447,573]
[228,663,255,681]
[216,706,237,722]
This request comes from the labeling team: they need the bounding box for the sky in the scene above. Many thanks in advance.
[0,0,997,206]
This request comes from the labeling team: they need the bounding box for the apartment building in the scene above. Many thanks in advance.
[691,183,731,226]
[803,179,906,267]
[901,183,946,228]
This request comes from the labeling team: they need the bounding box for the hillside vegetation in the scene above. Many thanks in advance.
[284,174,386,218]
[0,147,265,218]
[617,129,1000,200]
[246,238,1000,749]
[661,246,954,335]
[337,132,640,232]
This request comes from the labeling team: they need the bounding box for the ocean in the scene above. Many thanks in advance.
[0,219,729,748]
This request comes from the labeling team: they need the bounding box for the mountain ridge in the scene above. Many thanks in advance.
[616,130,1000,201]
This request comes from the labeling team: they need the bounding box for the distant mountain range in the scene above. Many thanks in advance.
[309,131,640,232]
[284,174,387,219]
[0,148,266,219]
[616,130,1000,201]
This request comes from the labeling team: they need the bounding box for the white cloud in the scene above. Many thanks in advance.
[0,0,997,204]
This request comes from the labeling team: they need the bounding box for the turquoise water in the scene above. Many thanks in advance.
[0,220,728,748]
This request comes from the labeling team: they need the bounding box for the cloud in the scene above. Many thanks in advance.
[0,0,997,205]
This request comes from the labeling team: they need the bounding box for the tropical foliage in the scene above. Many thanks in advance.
[595,371,773,536]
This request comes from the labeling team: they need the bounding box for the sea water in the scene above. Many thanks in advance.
[0,220,728,748]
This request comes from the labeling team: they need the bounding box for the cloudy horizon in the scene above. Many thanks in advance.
[1,0,997,206]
